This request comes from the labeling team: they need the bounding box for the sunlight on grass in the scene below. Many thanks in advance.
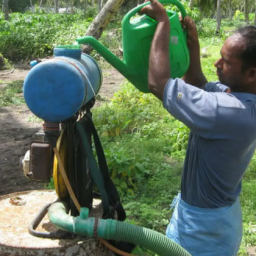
[0,80,25,107]
[27,115,42,123]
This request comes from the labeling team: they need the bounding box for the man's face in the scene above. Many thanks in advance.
[214,35,247,91]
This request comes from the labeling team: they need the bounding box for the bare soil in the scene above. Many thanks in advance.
[248,247,256,256]
[0,63,124,196]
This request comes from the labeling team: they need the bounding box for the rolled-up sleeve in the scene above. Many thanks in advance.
[204,82,230,92]
[163,78,218,138]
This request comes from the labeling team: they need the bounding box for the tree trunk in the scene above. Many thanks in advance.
[189,0,194,9]
[3,0,9,21]
[216,0,221,33]
[71,0,74,13]
[46,0,51,8]
[39,0,44,8]
[55,0,59,13]
[84,0,87,16]
[255,0,256,25]
[244,0,249,23]
[198,0,202,14]
[98,0,101,11]
[65,0,69,12]
[101,0,105,10]
[82,0,125,54]
[29,0,34,13]
[228,0,232,19]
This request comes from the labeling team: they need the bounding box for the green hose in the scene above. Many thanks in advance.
[48,202,191,256]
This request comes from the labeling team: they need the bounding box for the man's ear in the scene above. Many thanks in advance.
[248,68,256,82]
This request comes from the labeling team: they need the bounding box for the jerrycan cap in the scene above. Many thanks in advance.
[54,45,82,59]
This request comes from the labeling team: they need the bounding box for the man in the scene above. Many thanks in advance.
[141,0,256,255]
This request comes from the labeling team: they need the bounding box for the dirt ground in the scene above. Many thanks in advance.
[248,247,256,256]
[0,63,124,196]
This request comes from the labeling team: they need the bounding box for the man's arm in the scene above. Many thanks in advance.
[181,17,207,88]
[140,0,171,101]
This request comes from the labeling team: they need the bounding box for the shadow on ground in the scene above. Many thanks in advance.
[0,105,45,195]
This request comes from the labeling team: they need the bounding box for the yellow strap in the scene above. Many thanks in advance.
[53,147,81,212]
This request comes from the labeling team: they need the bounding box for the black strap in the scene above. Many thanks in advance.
[83,114,126,221]
[76,114,135,255]
[74,129,93,212]
[76,121,111,217]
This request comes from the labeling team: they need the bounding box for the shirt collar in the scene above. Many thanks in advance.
[231,92,256,102]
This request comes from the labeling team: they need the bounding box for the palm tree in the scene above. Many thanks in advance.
[3,0,9,21]
[228,0,232,19]
[255,0,256,25]
[244,0,249,23]
[216,0,221,33]
[98,0,101,11]
[83,0,87,16]
[55,0,59,13]
[197,0,217,16]
[39,0,44,8]
[189,0,195,8]
[71,0,74,13]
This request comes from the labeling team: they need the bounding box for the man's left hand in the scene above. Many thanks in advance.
[140,0,168,23]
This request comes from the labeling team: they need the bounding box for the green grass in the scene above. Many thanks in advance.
[123,158,182,232]
[27,114,42,122]
[0,53,13,70]
[0,80,25,107]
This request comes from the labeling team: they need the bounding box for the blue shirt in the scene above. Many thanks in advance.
[163,78,256,208]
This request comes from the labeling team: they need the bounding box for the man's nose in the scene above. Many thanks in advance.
[214,58,222,68]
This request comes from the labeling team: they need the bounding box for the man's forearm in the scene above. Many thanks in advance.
[183,39,207,88]
[148,19,171,100]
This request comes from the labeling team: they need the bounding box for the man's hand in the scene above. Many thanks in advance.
[143,0,170,100]
[180,16,199,47]
[140,0,168,23]
[180,16,207,88]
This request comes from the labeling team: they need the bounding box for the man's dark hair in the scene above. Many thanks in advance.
[234,26,256,70]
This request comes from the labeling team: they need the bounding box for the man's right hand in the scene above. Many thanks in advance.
[180,16,207,87]
[140,0,169,23]
[180,16,199,47]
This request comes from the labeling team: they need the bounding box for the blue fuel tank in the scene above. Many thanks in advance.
[23,47,102,122]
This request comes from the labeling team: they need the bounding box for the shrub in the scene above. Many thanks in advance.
[0,53,12,70]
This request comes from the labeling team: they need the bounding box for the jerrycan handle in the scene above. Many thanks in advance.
[122,0,187,26]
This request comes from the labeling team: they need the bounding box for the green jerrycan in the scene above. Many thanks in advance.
[77,0,189,93]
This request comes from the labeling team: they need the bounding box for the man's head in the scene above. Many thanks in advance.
[214,26,256,93]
